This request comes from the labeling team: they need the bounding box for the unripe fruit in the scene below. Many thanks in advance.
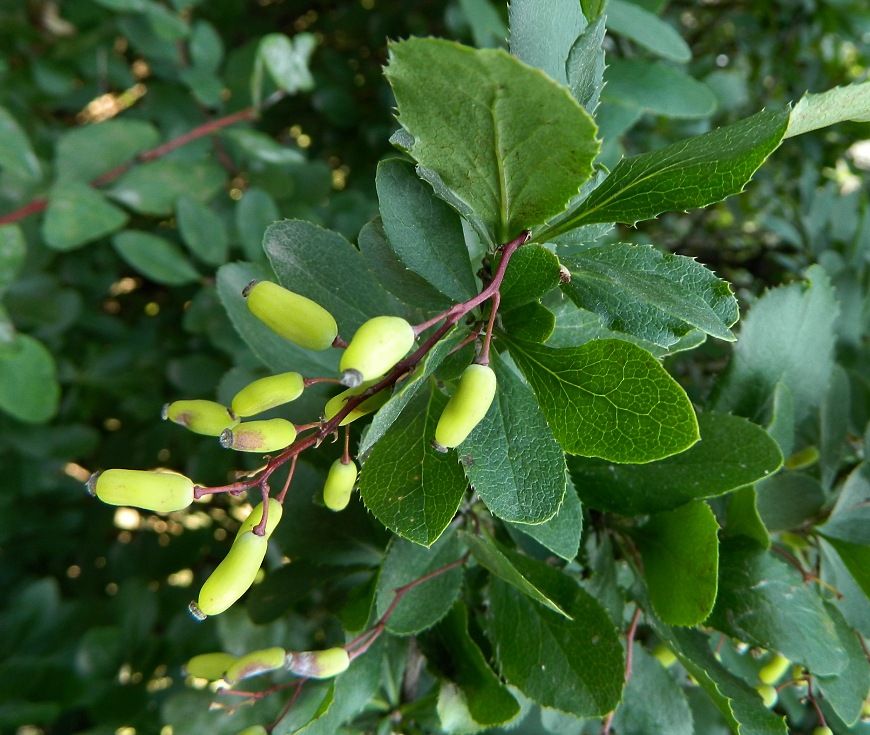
[433,363,497,451]
[237,498,284,539]
[652,643,677,668]
[184,652,237,680]
[755,683,778,708]
[323,459,357,511]
[231,372,305,418]
[87,469,194,512]
[286,647,350,679]
[225,646,287,684]
[220,418,297,453]
[323,381,390,426]
[162,399,238,436]
[759,653,791,685]
[234,728,268,735]
[812,728,833,735]
[244,280,338,351]
[339,316,415,387]
[194,530,268,616]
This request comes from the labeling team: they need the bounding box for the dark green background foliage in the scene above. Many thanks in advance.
[1,1,869,734]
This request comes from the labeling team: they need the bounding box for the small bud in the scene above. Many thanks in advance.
[286,647,350,679]
[163,399,238,436]
[87,469,194,512]
[184,652,238,680]
[244,280,338,351]
[323,381,390,426]
[755,683,778,708]
[433,363,497,450]
[339,316,415,385]
[225,646,287,684]
[323,459,357,511]
[236,498,284,539]
[231,372,305,418]
[758,653,790,685]
[220,419,298,453]
[197,530,269,616]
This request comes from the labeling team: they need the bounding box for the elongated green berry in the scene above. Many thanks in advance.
[339,316,415,387]
[234,728,268,735]
[323,381,390,426]
[244,280,338,351]
[193,530,268,617]
[812,727,834,735]
[184,652,237,680]
[323,459,357,511]
[162,399,238,436]
[220,418,297,453]
[755,683,778,708]
[87,469,194,512]
[237,498,284,539]
[225,646,288,684]
[759,653,790,685]
[286,647,350,679]
[433,363,497,451]
[231,372,305,418]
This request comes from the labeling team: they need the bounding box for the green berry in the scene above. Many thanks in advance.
[162,399,238,436]
[286,647,350,679]
[87,469,194,512]
[759,652,791,685]
[234,728,268,735]
[812,728,833,735]
[652,643,677,668]
[755,683,778,708]
[244,280,338,351]
[184,652,237,680]
[323,458,357,511]
[231,372,305,418]
[323,381,390,426]
[194,530,268,617]
[225,646,288,684]
[237,498,284,539]
[220,418,297,453]
[433,363,497,451]
[339,316,415,387]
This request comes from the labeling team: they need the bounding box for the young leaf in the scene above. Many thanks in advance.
[606,0,691,62]
[508,0,587,86]
[485,569,624,717]
[506,473,582,561]
[359,385,468,546]
[566,15,606,112]
[539,108,789,237]
[376,158,477,303]
[708,539,848,677]
[42,183,128,251]
[633,501,719,626]
[713,264,838,424]
[560,243,738,347]
[385,37,599,243]
[507,337,699,463]
[569,412,783,514]
[254,32,315,104]
[497,243,562,311]
[602,59,716,118]
[112,230,200,285]
[785,80,870,138]
[375,529,466,636]
[0,335,59,423]
[263,219,400,337]
[54,119,159,183]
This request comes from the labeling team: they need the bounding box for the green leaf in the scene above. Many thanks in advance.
[724,487,771,550]
[755,471,825,531]
[112,230,200,285]
[560,243,738,347]
[539,109,789,237]
[246,560,347,625]
[508,0,587,86]
[189,19,223,72]
[507,473,582,561]
[0,335,59,424]
[606,0,691,62]
[611,644,693,735]
[107,159,225,216]
[424,603,520,727]
[569,412,782,514]
[462,531,571,617]
[54,119,159,183]
[566,15,606,112]
[264,220,399,338]
[375,529,466,635]
[222,128,305,165]
[254,32,315,102]
[498,243,562,311]
[818,462,870,544]
[235,188,280,261]
[501,302,556,343]
[458,0,508,49]
[820,537,870,601]
[634,501,719,626]
[485,568,624,717]
[359,385,468,546]
[507,337,698,463]
[175,196,229,266]
[649,623,788,735]
[0,106,41,180]
[42,183,128,251]
[708,540,847,676]
[460,352,566,524]
[815,602,870,726]
[216,261,338,376]
[785,80,870,138]
[714,265,839,424]
[385,38,599,243]
[603,59,716,118]
[376,158,478,303]
[0,225,27,290]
